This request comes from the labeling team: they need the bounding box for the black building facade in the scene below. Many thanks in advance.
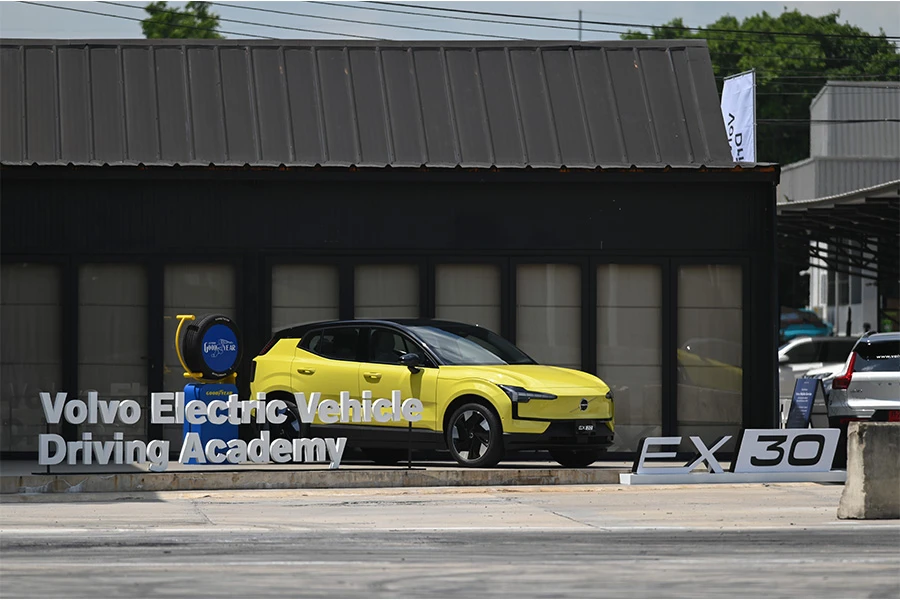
[1,39,780,457]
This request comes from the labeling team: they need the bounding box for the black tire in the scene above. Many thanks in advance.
[181,314,243,380]
[361,447,408,466]
[446,402,504,468]
[549,448,605,468]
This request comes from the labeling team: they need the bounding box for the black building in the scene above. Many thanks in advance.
[1,39,780,457]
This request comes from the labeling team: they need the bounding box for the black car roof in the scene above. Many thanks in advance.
[271,318,487,340]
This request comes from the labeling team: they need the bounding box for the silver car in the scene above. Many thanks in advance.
[828,332,900,422]
[827,332,900,465]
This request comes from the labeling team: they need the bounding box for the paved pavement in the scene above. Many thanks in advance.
[1,484,898,598]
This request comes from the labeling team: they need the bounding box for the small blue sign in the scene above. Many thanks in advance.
[201,323,239,374]
[786,377,821,429]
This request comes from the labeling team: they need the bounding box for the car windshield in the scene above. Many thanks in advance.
[855,340,900,373]
[408,325,536,366]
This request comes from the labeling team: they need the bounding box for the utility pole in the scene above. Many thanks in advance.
[578,9,582,41]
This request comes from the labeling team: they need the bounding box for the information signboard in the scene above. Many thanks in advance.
[786,377,823,429]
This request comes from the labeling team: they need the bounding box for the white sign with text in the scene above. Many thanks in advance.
[621,428,845,485]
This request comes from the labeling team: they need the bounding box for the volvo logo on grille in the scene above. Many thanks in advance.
[580,399,589,411]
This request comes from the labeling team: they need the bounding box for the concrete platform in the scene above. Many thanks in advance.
[0,459,631,495]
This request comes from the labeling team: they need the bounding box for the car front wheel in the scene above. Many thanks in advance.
[446,402,504,468]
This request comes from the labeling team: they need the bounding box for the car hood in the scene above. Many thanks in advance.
[441,364,608,391]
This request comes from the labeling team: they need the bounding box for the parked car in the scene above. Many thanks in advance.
[249,319,615,468]
[780,307,833,343]
[778,336,858,401]
[826,332,900,467]
[827,332,900,452]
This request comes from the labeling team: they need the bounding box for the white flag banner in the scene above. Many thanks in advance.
[720,70,756,163]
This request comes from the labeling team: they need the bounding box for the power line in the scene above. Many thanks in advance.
[708,50,898,64]
[757,89,900,96]
[210,1,527,40]
[98,1,386,41]
[762,74,899,79]
[758,118,900,123]
[20,1,274,38]
[309,0,873,49]
[307,0,653,39]
[718,73,898,80]
[370,1,900,41]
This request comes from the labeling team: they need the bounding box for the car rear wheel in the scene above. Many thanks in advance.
[268,400,308,462]
[549,448,604,468]
[446,402,504,468]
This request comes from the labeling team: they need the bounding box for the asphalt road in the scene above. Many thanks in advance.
[1,484,898,598]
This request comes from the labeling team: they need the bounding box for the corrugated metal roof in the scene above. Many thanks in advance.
[1,39,737,169]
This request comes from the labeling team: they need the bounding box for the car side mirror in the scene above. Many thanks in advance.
[400,352,422,373]
[778,354,789,365]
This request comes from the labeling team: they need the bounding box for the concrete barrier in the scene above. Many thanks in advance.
[837,422,900,520]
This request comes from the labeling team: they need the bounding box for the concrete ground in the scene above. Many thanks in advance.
[1,483,898,598]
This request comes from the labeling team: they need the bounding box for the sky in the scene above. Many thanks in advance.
[0,1,898,41]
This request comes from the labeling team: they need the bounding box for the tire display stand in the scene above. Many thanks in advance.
[175,314,243,464]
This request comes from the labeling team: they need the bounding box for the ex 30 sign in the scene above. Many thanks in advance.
[621,428,844,485]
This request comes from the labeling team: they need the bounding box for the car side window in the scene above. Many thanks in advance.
[305,327,362,361]
[786,342,818,363]
[367,328,420,365]
[821,341,856,363]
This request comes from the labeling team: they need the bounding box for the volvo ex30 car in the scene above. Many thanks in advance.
[249,319,615,468]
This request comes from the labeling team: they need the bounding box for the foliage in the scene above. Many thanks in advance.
[622,10,900,165]
[142,1,223,39]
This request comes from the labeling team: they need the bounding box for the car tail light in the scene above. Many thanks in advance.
[889,410,900,422]
[832,351,857,390]
[257,337,278,356]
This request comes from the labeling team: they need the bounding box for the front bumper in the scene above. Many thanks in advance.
[503,419,614,451]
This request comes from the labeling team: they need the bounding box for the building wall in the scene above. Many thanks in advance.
[779,157,900,202]
[0,170,778,457]
[810,84,900,159]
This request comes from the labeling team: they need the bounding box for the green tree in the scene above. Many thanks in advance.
[142,1,223,39]
[622,11,900,166]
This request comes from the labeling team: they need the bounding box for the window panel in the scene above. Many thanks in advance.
[355,265,419,319]
[516,264,581,369]
[436,264,501,333]
[78,264,148,442]
[272,265,339,332]
[677,265,743,450]
[597,265,662,452]
[0,264,63,452]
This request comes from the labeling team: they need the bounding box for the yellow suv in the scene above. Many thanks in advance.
[249,319,614,468]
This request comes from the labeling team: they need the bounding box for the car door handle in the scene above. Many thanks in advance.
[296,368,316,375]
[363,372,382,380]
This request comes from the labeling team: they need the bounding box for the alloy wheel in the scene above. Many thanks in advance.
[451,409,492,462]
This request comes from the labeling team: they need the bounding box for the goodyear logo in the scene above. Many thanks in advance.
[203,338,237,358]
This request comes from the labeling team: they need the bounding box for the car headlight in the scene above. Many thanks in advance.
[498,384,557,403]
